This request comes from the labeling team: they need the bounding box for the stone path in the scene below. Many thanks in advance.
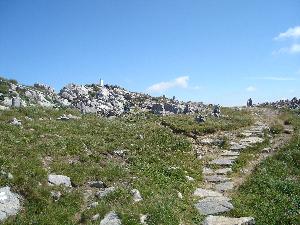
[193,118,270,224]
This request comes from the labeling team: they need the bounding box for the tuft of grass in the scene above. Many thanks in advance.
[270,123,284,135]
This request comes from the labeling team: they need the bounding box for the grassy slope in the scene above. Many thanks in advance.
[228,110,300,225]
[0,107,252,224]
[161,108,253,136]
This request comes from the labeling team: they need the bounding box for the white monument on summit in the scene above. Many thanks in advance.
[99,78,104,87]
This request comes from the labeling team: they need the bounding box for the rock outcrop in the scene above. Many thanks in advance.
[0,77,207,117]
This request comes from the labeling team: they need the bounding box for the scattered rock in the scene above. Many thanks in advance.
[262,147,271,153]
[96,187,116,199]
[10,118,22,126]
[185,175,195,181]
[92,213,100,221]
[88,201,99,208]
[177,191,183,199]
[48,174,72,187]
[100,211,122,225]
[195,115,206,123]
[203,215,255,225]
[51,191,62,201]
[56,114,70,121]
[131,189,143,202]
[88,181,107,189]
[140,214,148,225]
[0,186,21,222]
[1,171,13,180]
[113,149,128,157]
[283,128,293,134]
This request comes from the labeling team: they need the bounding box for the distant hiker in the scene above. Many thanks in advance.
[247,98,253,107]
[212,105,221,117]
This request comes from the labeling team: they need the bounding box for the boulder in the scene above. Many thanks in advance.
[100,211,122,225]
[48,174,72,187]
[131,189,143,202]
[88,181,107,189]
[10,118,22,126]
[0,186,21,221]
[151,103,165,115]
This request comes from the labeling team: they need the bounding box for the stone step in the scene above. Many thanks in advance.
[203,167,214,175]
[221,151,240,157]
[215,182,235,192]
[209,157,236,166]
[204,175,231,183]
[240,137,264,145]
[202,215,255,225]
[195,196,234,215]
[215,168,232,175]
[193,188,223,198]
[203,167,232,175]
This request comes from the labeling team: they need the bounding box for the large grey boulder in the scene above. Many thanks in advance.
[48,174,72,187]
[151,103,165,115]
[100,211,122,225]
[0,186,21,221]
[12,96,21,108]
[203,215,255,225]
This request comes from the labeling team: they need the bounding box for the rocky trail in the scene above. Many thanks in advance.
[190,108,293,225]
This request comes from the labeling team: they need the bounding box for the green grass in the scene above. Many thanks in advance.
[228,110,300,225]
[161,107,253,136]
[0,107,207,224]
[231,135,270,173]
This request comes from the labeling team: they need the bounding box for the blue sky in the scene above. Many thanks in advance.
[0,0,299,106]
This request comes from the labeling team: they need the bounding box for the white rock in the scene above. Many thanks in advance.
[185,176,195,181]
[0,186,21,221]
[140,214,148,225]
[100,211,122,225]
[48,174,72,187]
[131,189,143,202]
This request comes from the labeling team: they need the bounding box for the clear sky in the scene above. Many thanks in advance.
[0,0,299,106]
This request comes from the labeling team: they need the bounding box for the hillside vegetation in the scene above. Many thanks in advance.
[0,106,253,224]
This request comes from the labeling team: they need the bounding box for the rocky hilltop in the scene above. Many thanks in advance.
[259,97,300,110]
[0,77,206,116]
